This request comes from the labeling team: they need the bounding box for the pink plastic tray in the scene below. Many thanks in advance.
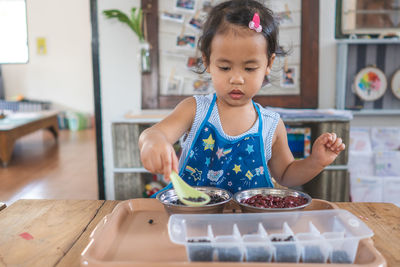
[80,199,386,267]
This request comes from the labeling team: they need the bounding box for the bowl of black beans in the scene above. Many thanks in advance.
[233,188,312,213]
[156,186,232,214]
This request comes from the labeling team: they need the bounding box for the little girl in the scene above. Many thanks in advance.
[139,0,345,195]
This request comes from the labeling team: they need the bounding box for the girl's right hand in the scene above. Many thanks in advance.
[140,139,179,182]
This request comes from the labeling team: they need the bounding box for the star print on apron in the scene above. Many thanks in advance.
[179,93,274,194]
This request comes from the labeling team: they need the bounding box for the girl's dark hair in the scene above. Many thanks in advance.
[198,0,284,71]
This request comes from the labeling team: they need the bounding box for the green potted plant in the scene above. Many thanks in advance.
[103,7,151,73]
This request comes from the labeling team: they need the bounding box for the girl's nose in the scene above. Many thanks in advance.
[230,72,244,84]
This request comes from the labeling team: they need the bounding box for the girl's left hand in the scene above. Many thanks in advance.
[310,132,346,167]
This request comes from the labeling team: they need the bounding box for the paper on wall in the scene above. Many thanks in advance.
[383,177,400,207]
[348,151,374,176]
[375,151,400,176]
[349,127,372,153]
[350,175,383,202]
[371,127,400,151]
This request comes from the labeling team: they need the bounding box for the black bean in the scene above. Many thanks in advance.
[188,239,210,243]
[331,250,352,263]
[274,244,298,262]
[187,246,214,261]
[216,247,242,262]
[183,197,206,202]
[246,247,272,262]
[303,246,325,263]
[170,193,225,205]
[271,235,294,242]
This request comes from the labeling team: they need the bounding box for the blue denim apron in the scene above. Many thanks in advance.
[153,94,273,197]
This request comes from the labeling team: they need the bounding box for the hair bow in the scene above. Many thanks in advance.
[249,13,262,33]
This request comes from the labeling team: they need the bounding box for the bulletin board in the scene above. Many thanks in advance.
[141,0,319,109]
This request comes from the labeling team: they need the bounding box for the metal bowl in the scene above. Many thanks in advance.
[157,186,232,214]
[233,187,312,213]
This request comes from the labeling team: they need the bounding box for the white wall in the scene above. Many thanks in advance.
[2,0,94,113]
[98,0,142,199]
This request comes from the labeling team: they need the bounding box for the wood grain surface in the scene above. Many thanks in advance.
[336,202,400,266]
[0,199,398,267]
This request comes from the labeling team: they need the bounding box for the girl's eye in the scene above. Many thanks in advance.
[245,67,257,72]
[218,67,230,71]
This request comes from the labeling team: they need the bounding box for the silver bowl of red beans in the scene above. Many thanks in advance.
[233,188,312,212]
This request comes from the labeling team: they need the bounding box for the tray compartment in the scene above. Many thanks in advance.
[242,223,273,262]
[296,222,329,263]
[168,209,374,263]
[269,222,300,263]
[214,224,243,262]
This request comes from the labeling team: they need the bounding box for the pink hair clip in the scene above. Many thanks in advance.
[249,13,262,33]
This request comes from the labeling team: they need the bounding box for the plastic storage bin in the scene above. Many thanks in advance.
[168,209,373,263]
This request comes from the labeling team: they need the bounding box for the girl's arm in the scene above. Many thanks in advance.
[139,97,196,180]
[268,119,345,187]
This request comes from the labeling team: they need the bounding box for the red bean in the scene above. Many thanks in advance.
[242,194,307,208]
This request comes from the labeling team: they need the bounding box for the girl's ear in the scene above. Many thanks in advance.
[265,53,276,75]
[202,54,210,73]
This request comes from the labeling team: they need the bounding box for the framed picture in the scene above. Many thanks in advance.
[161,12,184,23]
[142,0,320,109]
[340,0,400,35]
[353,67,387,101]
[280,66,297,88]
[391,69,400,100]
[176,35,196,50]
[175,0,196,13]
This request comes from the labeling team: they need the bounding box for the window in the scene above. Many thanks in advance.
[0,0,29,64]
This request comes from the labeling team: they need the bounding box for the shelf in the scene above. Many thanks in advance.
[336,39,400,44]
[114,167,148,173]
[324,165,348,171]
[350,110,400,116]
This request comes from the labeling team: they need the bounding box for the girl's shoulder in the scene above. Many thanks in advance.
[192,93,215,114]
[193,93,214,105]
[255,103,281,122]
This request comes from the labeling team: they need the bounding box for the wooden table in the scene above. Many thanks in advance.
[0,199,398,266]
[0,111,59,166]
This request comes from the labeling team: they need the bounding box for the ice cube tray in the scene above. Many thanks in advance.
[168,209,373,263]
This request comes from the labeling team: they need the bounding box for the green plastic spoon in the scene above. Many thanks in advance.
[170,171,211,207]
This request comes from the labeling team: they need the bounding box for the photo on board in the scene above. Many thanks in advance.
[192,78,211,94]
[201,0,213,13]
[175,0,197,13]
[280,66,297,88]
[165,74,184,95]
[188,16,203,30]
[176,35,196,50]
[186,56,201,71]
[161,11,184,23]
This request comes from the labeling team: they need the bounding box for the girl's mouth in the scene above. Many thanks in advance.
[229,90,244,100]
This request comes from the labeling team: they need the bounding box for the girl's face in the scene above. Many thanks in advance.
[205,28,274,108]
